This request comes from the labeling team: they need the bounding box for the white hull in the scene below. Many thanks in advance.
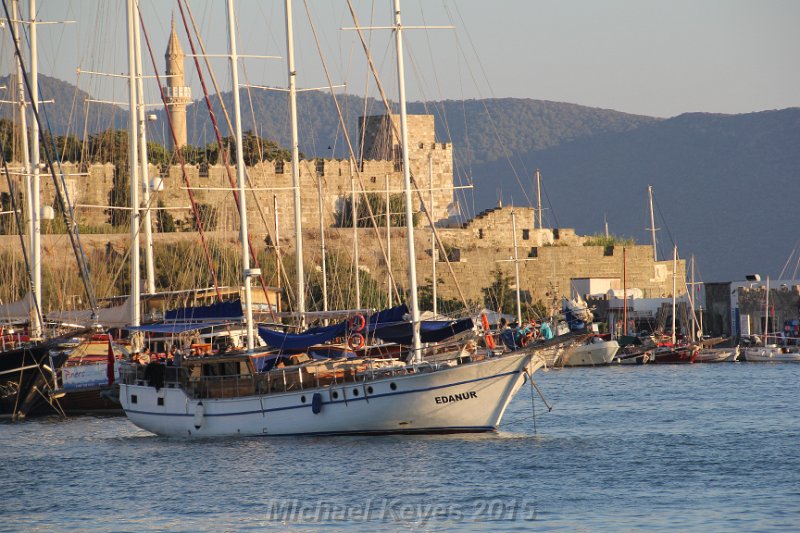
[744,346,800,362]
[562,340,619,367]
[120,352,540,437]
[694,347,739,363]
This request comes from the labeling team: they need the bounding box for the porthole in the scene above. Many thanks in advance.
[367,386,374,394]
[332,391,339,399]
[131,395,138,404]
[301,395,307,403]
[352,388,359,396]
[390,382,397,391]
[157,397,164,406]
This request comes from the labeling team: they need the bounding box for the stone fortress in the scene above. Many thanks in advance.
[1,24,685,310]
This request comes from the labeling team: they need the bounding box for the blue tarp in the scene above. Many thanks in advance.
[128,322,229,334]
[258,321,347,352]
[165,299,243,321]
[257,304,410,352]
[372,317,475,345]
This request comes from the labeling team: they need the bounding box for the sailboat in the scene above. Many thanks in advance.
[117,0,574,437]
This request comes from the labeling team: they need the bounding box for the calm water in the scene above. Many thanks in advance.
[2,363,799,532]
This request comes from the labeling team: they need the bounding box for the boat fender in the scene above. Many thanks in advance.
[481,314,495,350]
[312,393,323,414]
[348,333,365,351]
[348,313,366,333]
[194,402,204,430]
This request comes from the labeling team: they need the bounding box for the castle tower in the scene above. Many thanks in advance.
[163,17,191,150]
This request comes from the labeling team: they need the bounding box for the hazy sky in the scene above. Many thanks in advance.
[4,0,799,118]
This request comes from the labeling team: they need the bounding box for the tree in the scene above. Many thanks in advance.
[482,270,517,315]
[156,199,176,232]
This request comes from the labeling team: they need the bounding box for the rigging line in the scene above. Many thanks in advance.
[652,193,675,251]
[304,0,403,305]
[343,0,470,309]
[3,0,98,315]
[540,175,560,229]
[185,0,295,310]
[445,1,532,210]
[177,0,277,321]
[136,2,223,302]
[0,141,44,329]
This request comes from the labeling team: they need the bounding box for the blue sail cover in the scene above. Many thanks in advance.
[372,317,475,345]
[165,299,243,322]
[128,322,229,334]
[258,321,347,352]
[257,304,410,352]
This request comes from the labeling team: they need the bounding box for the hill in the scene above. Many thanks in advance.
[471,108,800,282]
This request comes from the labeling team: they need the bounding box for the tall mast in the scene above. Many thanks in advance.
[386,173,392,307]
[690,254,695,342]
[648,185,658,262]
[511,210,522,325]
[393,0,422,359]
[125,0,141,328]
[429,153,437,317]
[535,168,542,230]
[11,0,36,335]
[273,194,281,313]
[317,175,328,323]
[623,247,627,336]
[764,275,770,340]
[226,0,255,351]
[284,0,305,328]
[28,0,42,337]
[671,245,677,345]
[350,160,360,309]
[133,3,155,295]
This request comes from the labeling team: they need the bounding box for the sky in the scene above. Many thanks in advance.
[4,0,799,118]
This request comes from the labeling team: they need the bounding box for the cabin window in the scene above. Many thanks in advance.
[522,229,530,240]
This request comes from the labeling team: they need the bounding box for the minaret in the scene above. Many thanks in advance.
[164,17,191,149]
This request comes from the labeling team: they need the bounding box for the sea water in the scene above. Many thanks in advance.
[2,363,799,531]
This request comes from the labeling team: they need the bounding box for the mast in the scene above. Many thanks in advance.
[623,247,627,336]
[28,0,42,337]
[648,185,658,262]
[535,168,542,230]
[764,275,770,341]
[133,4,155,295]
[429,153,437,317]
[284,0,305,328]
[690,255,695,342]
[386,173,392,307]
[671,245,677,345]
[273,194,281,313]
[317,175,328,323]
[125,0,141,328]
[393,0,422,359]
[225,0,255,351]
[350,160,360,309]
[11,0,36,335]
[511,210,522,325]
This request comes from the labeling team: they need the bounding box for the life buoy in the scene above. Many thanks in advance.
[348,333,365,350]
[348,313,366,332]
[481,313,490,332]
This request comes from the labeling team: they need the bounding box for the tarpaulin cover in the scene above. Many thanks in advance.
[165,300,243,321]
[372,317,474,345]
[258,321,347,352]
[257,304,410,352]
[127,322,229,334]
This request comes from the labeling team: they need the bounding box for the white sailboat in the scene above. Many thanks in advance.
[119,0,564,437]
